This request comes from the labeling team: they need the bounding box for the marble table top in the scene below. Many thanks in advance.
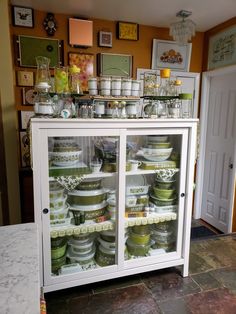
[0,223,40,314]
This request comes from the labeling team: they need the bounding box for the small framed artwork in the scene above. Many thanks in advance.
[20,131,31,168]
[20,111,35,130]
[17,71,34,86]
[151,39,192,71]
[98,53,132,77]
[208,25,236,70]
[12,6,34,28]
[68,52,94,92]
[117,22,139,41]
[98,31,112,47]
[22,87,38,105]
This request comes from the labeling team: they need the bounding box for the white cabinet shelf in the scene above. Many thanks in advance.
[31,118,197,292]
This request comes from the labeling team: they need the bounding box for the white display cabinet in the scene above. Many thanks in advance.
[31,118,197,292]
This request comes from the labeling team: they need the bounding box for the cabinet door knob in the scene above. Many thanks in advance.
[43,208,49,214]
[229,163,233,169]
[181,193,185,197]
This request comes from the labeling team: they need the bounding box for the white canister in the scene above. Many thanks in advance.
[131,90,140,97]
[89,89,98,96]
[100,89,111,96]
[95,102,105,116]
[111,78,121,90]
[131,80,141,91]
[121,89,132,96]
[126,103,137,116]
[111,89,121,96]
[88,77,97,90]
[100,77,111,90]
[121,78,132,90]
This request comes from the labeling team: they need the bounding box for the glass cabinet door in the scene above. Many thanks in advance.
[45,133,122,278]
[124,130,188,263]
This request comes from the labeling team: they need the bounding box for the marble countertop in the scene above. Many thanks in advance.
[0,223,40,314]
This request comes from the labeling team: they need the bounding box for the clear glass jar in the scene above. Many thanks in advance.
[168,101,181,118]
[159,68,171,96]
[34,87,53,116]
[35,56,51,89]
[54,66,69,93]
[179,93,193,118]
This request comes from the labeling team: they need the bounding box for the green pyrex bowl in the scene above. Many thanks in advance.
[126,238,151,256]
[76,178,102,191]
[132,225,150,235]
[51,254,66,273]
[68,189,107,206]
[95,245,115,267]
[129,232,150,245]
[51,243,67,260]
[153,187,176,199]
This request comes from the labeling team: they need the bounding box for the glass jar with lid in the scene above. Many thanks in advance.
[159,68,171,96]
[179,93,193,118]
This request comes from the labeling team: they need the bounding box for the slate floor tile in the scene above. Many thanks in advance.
[185,288,236,314]
[69,283,161,314]
[210,267,236,293]
[142,268,201,302]
[158,297,190,314]
[191,271,222,291]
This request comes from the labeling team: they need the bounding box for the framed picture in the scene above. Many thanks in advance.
[20,131,31,167]
[98,53,132,77]
[208,25,236,70]
[22,87,38,105]
[20,111,34,130]
[16,35,63,67]
[17,71,34,86]
[68,52,94,92]
[98,31,112,47]
[151,39,192,71]
[117,22,139,41]
[12,6,34,28]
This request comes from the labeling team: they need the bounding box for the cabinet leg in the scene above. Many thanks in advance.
[181,262,189,277]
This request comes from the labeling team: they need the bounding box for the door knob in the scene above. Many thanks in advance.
[229,164,233,169]
[43,208,49,214]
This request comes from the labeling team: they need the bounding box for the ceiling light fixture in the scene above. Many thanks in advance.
[169,10,196,45]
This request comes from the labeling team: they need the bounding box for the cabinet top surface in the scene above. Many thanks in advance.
[31,118,198,127]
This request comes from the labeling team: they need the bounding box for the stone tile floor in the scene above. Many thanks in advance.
[45,234,236,314]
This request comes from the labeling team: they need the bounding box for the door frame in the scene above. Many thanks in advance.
[194,65,236,233]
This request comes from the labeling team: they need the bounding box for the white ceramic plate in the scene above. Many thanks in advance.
[126,175,146,187]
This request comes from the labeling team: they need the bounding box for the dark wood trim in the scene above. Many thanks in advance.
[0,93,10,225]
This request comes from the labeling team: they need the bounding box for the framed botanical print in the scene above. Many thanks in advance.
[17,71,34,86]
[12,6,34,28]
[151,39,192,71]
[68,52,94,92]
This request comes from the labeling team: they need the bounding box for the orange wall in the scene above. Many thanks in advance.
[11,10,204,82]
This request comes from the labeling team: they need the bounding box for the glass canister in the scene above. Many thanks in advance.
[159,68,171,96]
[143,72,157,96]
[34,88,53,116]
[168,101,181,118]
[173,79,182,96]
[54,66,69,93]
[179,93,193,118]
[35,56,51,89]
[68,65,82,94]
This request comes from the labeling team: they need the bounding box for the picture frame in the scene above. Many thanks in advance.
[98,31,112,47]
[17,71,34,86]
[151,39,192,71]
[20,111,35,130]
[20,131,31,168]
[68,52,94,92]
[207,25,236,70]
[16,35,63,68]
[98,53,132,77]
[12,6,34,28]
[22,87,38,105]
[117,22,139,41]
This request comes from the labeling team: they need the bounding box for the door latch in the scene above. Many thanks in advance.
[229,163,233,169]
[43,208,49,214]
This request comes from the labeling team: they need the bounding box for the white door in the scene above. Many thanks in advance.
[200,70,236,233]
